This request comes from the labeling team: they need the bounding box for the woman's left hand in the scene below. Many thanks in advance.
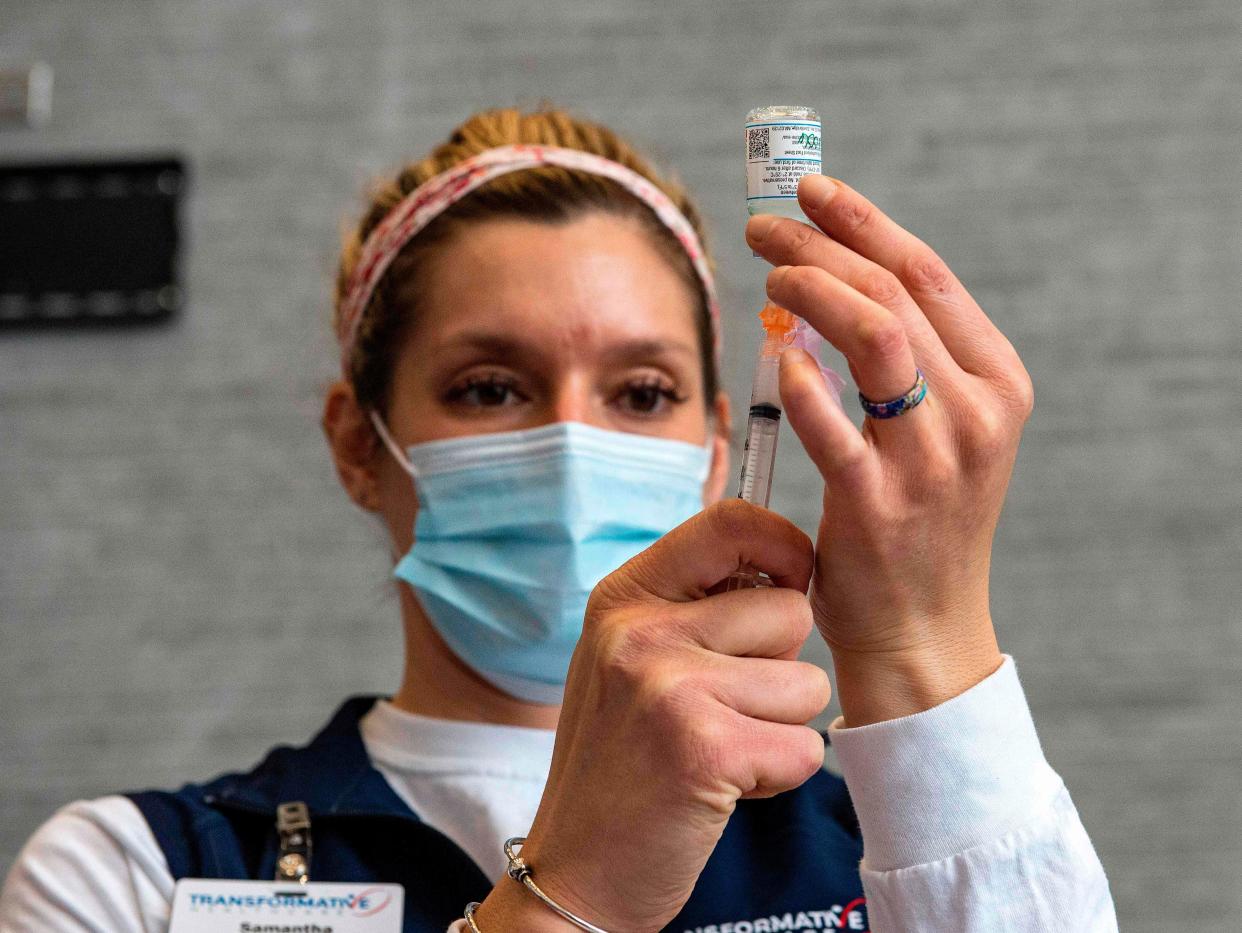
[746,175,1035,727]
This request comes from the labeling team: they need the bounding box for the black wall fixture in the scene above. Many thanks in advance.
[0,157,186,328]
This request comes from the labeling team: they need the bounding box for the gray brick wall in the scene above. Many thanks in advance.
[2,1,1239,929]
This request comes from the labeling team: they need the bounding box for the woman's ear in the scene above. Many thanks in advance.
[322,379,383,512]
[702,391,732,506]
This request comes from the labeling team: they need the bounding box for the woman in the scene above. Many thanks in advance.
[0,108,1118,932]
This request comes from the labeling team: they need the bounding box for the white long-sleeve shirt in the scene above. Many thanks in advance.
[0,657,1117,932]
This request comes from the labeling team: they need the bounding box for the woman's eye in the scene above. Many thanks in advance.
[446,375,524,408]
[619,380,684,415]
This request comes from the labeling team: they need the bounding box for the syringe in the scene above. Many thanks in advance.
[725,303,799,591]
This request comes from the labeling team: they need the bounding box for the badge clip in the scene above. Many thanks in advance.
[275,801,312,885]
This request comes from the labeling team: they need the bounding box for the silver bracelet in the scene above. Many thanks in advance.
[463,900,484,932]
[502,836,610,933]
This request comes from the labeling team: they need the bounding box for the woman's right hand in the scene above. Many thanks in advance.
[472,499,831,932]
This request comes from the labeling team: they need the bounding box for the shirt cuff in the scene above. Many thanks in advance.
[827,654,1064,873]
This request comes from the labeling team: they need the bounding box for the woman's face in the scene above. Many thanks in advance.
[328,211,731,552]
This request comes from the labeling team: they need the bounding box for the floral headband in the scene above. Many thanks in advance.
[336,144,721,374]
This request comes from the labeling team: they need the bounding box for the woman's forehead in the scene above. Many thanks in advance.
[411,213,702,352]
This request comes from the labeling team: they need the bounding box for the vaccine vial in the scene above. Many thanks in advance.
[744,105,822,224]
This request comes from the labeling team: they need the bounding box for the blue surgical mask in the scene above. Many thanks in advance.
[371,417,712,704]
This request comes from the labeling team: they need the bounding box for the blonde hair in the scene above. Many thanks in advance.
[333,107,718,413]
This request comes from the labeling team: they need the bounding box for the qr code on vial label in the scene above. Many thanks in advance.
[747,127,770,160]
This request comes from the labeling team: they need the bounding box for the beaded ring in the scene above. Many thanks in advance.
[859,369,928,419]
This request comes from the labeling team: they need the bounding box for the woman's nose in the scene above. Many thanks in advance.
[546,376,609,430]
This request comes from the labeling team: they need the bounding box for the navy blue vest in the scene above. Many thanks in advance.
[128,697,868,933]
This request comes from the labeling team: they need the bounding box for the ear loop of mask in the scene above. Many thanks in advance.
[367,410,421,567]
[369,410,419,479]
[703,417,722,479]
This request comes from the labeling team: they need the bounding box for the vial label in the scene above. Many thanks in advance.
[745,120,822,208]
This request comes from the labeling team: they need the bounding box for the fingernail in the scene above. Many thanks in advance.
[799,174,839,211]
[779,347,814,372]
[746,213,778,245]
[768,265,792,292]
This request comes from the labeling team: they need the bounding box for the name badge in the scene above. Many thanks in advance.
[169,879,404,933]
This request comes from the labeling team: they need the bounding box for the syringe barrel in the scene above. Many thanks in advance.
[737,404,781,509]
[750,350,782,409]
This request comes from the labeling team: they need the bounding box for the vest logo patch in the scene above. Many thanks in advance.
[683,898,867,933]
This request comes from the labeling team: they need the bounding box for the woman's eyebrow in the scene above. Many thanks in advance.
[437,330,540,362]
[437,331,697,363]
[605,338,698,362]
